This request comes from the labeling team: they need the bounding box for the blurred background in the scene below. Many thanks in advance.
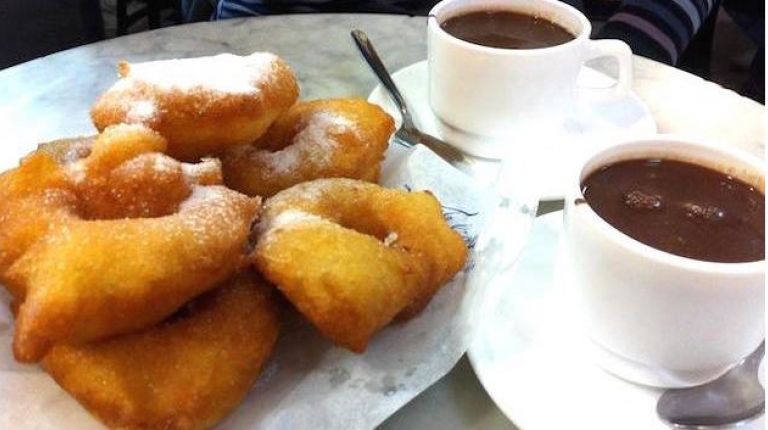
[0,0,763,103]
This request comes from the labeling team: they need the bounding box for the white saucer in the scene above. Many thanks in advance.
[466,213,764,430]
[367,61,657,200]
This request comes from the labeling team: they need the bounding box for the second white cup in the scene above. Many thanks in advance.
[427,0,632,156]
[563,137,765,388]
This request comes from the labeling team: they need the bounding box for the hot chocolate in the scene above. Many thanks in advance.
[440,10,575,50]
[581,158,765,263]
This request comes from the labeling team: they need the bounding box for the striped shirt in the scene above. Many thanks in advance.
[212,0,435,19]
[596,0,718,64]
[190,0,719,64]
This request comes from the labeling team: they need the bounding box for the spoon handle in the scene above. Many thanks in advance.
[745,341,765,373]
[350,29,417,131]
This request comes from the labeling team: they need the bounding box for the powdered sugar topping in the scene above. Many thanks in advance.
[261,112,359,174]
[152,154,176,172]
[181,158,222,184]
[383,232,399,247]
[261,209,325,234]
[169,185,256,249]
[49,138,92,165]
[116,52,279,94]
[67,162,86,184]
[125,100,156,122]
[273,178,367,206]
[293,112,357,148]
[179,185,225,210]
[257,209,327,249]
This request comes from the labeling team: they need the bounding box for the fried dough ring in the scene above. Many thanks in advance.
[43,271,280,430]
[0,125,221,290]
[222,98,394,197]
[252,178,467,352]
[0,125,260,362]
[91,52,299,161]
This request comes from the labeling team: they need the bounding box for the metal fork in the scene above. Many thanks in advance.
[351,29,473,168]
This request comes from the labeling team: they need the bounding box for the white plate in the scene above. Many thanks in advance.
[0,137,524,430]
[467,212,764,430]
[367,61,657,200]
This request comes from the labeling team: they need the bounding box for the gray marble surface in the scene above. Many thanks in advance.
[0,14,429,168]
[0,13,764,430]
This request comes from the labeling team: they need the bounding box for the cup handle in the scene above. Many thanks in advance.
[583,39,633,97]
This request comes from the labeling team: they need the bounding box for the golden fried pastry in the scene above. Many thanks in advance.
[0,157,76,288]
[0,136,105,280]
[91,52,299,161]
[74,125,222,218]
[0,125,260,362]
[43,272,280,430]
[252,178,467,352]
[0,124,220,289]
[222,98,394,197]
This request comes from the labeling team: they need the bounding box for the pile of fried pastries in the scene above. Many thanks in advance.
[0,52,468,430]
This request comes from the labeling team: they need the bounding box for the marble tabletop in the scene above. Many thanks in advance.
[0,13,764,430]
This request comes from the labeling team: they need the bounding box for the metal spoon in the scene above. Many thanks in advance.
[350,29,473,168]
[657,341,765,428]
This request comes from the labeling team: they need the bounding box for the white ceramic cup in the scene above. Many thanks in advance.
[427,0,632,156]
[563,137,765,388]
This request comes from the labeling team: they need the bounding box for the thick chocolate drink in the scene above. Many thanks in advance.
[581,159,765,263]
[440,10,575,49]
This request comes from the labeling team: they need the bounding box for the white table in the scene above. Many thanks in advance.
[0,14,763,429]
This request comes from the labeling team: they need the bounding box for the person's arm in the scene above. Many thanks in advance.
[596,0,718,64]
[212,0,271,19]
[210,0,438,19]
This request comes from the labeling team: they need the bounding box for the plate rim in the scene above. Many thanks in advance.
[464,212,661,429]
[464,212,764,430]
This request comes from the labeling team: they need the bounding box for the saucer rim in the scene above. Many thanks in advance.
[366,60,658,201]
